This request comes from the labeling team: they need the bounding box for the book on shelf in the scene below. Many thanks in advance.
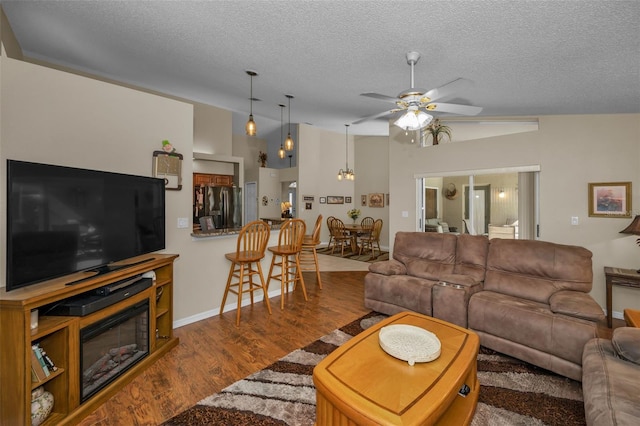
[40,348,58,372]
[32,344,50,376]
[31,350,47,382]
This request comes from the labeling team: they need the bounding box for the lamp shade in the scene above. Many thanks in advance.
[620,215,640,235]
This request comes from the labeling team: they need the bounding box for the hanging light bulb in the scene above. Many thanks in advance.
[284,94,294,151]
[337,124,355,181]
[278,104,286,159]
[245,70,258,136]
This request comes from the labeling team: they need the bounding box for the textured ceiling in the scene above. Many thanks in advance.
[3,1,639,136]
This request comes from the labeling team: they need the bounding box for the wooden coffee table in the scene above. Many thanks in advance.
[313,311,480,425]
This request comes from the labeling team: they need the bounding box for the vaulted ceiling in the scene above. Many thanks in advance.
[3,1,639,136]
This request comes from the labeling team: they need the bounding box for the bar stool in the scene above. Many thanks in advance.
[266,219,308,309]
[220,220,272,326]
[300,214,323,289]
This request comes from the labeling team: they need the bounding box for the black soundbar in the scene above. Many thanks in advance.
[47,278,152,317]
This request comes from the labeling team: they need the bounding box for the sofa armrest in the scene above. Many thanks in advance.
[368,259,407,276]
[549,290,605,322]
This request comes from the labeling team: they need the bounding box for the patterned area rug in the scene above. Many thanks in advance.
[315,246,389,263]
[164,312,585,426]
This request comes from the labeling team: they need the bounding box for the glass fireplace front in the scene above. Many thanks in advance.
[80,300,149,402]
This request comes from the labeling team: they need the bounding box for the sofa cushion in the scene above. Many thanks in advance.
[582,338,640,426]
[392,232,456,281]
[469,290,598,365]
[612,327,640,365]
[484,239,593,303]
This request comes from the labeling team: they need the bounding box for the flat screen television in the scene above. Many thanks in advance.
[6,160,166,291]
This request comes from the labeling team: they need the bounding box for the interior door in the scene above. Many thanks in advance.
[425,188,438,219]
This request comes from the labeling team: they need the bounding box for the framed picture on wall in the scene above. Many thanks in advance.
[368,193,385,208]
[319,197,326,204]
[305,202,312,210]
[327,196,344,204]
[345,196,352,203]
[588,182,632,218]
[361,195,367,206]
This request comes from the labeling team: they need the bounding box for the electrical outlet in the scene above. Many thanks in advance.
[571,216,579,226]
[177,217,189,228]
[402,211,409,218]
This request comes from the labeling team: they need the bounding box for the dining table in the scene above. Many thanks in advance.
[343,223,369,253]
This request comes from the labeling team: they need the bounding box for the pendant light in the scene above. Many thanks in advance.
[278,104,286,159]
[284,94,294,151]
[245,70,258,136]
[337,124,355,181]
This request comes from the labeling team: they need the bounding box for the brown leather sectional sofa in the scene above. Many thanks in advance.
[364,232,605,381]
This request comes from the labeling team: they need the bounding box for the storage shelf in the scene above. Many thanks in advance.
[1,253,179,426]
[31,367,65,390]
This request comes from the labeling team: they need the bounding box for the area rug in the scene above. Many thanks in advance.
[315,246,389,263]
[163,312,584,426]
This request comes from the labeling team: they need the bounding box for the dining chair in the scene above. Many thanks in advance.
[359,218,383,259]
[299,214,323,289]
[220,220,272,326]
[360,216,374,234]
[326,216,336,251]
[266,219,308,309]
[329,218,353,256]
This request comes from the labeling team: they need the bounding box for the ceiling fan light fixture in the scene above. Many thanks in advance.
[394,110,433,131]
[245,70,258,136]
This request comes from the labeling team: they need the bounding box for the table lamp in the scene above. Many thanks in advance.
[619,215,640,272]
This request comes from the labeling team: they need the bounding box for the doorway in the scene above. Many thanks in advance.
[464,185,490,235]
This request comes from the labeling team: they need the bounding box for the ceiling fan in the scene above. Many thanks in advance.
[354,51,482,130]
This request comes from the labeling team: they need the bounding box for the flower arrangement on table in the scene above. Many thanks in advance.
[347,208,361,222]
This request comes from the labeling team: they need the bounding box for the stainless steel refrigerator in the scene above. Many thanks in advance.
[204,186,242,229]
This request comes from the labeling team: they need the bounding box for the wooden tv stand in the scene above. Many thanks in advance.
[0,254,179,425]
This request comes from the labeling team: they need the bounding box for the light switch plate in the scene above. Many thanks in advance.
[177,217,189,228]
[571,216,579,225]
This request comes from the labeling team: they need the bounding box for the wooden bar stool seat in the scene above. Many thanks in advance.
[220,220,272,326]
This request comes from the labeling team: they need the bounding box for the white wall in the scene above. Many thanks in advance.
[388,114,640,316]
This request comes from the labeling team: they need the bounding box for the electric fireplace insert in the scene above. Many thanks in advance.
[80,300,149,402]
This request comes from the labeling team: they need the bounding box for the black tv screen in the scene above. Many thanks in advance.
[6,160,166,291]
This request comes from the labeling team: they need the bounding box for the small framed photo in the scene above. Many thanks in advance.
[303,195,315,201]
[361,195,367,206]
[588,182,632,218]
[319,197,326,204]
[327,196,344,204]
[305,202,312,210]
[345,196,352,203]
[368,193,385,208]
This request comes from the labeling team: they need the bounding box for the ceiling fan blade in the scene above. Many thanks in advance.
[426,102,482,116]
[360,92,399,103]
[352,109,395,124]
[424,78,473,102]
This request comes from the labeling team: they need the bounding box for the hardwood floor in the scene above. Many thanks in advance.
[78,265,624,425]
[78,270,370,426]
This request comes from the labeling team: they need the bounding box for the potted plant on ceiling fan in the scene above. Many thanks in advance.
[423,119,452,146]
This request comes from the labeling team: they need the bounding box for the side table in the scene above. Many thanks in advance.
[624,309,640,328]
[604,267,640,328]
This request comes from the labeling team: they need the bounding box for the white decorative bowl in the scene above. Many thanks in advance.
[378,324,441,365]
